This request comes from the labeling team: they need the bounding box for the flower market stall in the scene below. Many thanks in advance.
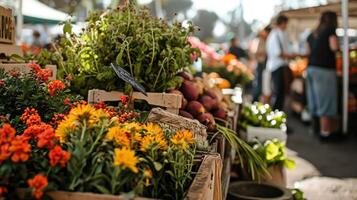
[0,2,301,200]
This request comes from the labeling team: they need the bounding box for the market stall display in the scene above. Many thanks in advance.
[0,2,304,200]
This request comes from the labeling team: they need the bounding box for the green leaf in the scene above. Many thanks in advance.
[92,183,111,194]
[63,21,73,34]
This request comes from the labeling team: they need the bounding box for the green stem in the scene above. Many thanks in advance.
[153,57,168,89]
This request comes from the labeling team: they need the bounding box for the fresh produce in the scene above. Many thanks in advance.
[186,101,205,117]
[252,139,295,169]
[197,112,215,131]
[179,110,193,119]
[177,72,230,131]
[39,2,199,96]
[212,107,227,120]
[0,103,196,200]
[199,95,217,111]
[180,80,200,101]
[239,102,287,131]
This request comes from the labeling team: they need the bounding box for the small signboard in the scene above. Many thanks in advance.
[0,6,15,44]
[110,63,147,96]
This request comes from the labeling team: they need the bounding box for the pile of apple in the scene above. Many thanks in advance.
[169,72,230,132]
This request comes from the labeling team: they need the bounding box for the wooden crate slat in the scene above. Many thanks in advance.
[0,43,22,56]
[0,63,57,80]
[147,108,207,144]
[186,154,222,200]
[88,89,182,114]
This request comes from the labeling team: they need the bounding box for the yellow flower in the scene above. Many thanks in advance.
[170,130,195,151]
[55,115,78,143]
[106,126,130,147]
[140,133,168,152]
[113,148,139,173]
[67,104,98,126]
[143,122,163,135]
[143,168,153,186]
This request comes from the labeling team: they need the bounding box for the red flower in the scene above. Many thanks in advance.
[9,136,31,163]
[120,95,129,105]
[49,146,71,168]
[28,63,52,83]
[63,98,71,106]
[0,186,7,197]
[28,174,48,200]
[0,124,16,143]
[21,108,42,127]
[51,113,65,127]
[37,128,56,149]
[48,80,66,96]
[0,79,5,87]
[0,124,16,163]
[93,101,107,109]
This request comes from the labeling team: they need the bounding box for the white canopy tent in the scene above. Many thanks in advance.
[20,0,70,24]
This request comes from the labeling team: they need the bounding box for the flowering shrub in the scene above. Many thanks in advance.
[0,103,196,199]
[0,63,81,131]
[56,103,196,199]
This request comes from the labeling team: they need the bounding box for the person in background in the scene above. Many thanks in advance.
[252,26,271,102]
[31,31,42,48]
[305,11,339,140]
[229,37,248,60]
[266,15,296,111]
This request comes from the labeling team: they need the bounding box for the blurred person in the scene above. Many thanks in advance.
[252,26,271,102]
[31,31,42,55]
[266,15,296,111]
[229,37,248,60]
[31,31,42,48]
[305,11,339,140]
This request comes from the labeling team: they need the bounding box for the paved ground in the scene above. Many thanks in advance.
[285,115,357,199]
[286,115,357,178]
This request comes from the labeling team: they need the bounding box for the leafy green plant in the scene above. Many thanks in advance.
[215,124,269,180]
[239,102,287,131]
[40,3,199,96]
[291,188,306,200]
[252,139,295,169]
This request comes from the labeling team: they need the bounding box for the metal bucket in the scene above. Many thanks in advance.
[228,181,292,200]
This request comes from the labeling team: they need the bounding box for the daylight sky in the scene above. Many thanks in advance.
[192,0,279,24]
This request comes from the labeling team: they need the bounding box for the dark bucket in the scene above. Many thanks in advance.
[228,181,292,200]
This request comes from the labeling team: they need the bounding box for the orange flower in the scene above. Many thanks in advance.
[37,128,56,149]
[0,186,7,197]
[48,80,66,96]
[21,108,42,127]
[28,174,48,200]
[28,63,52,83]
[23,123,53,142]
[49,146,71,168]
[0,124,16,143]
[9,136,31,163]
[0,124,16,163]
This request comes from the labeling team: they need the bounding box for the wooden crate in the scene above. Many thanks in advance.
[0,43,22,56]
[88,89,182,114]
[146,108,207,146]
[186,154,222,200]
[0,63,57,80]
[19,154,222,200]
